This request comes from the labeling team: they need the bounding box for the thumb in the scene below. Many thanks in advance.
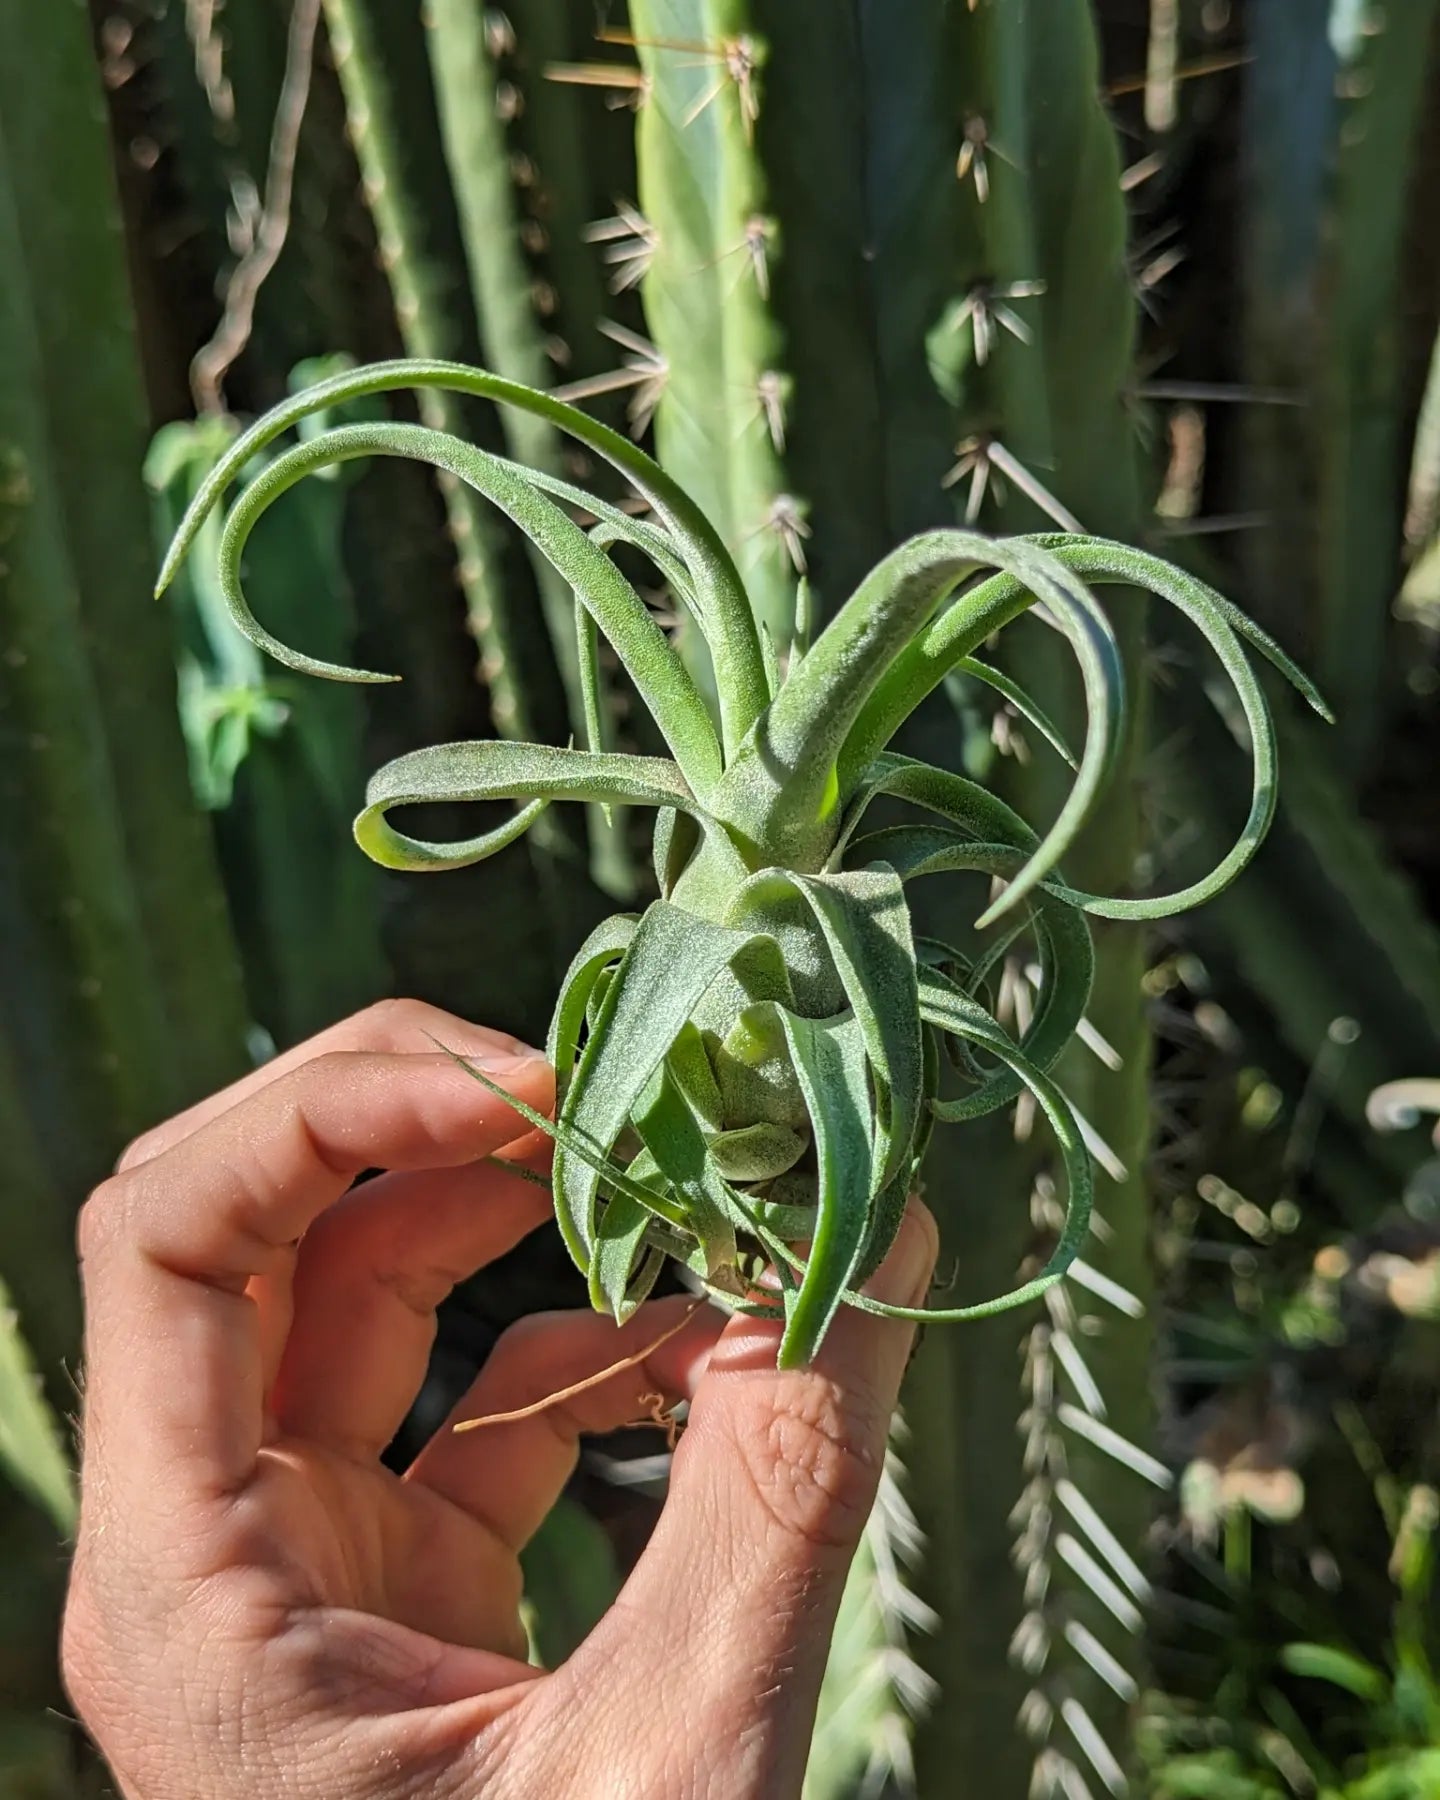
[566,1201,939,1794]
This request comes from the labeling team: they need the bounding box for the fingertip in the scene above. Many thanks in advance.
[649,1300,728,1400]
[438,1046,556,1142]
[453,1040,553,1091]
[493,1055,557,1121]
[469,1041,551,1077]
[867,1198,940,1311]
[489,1125,555,1169]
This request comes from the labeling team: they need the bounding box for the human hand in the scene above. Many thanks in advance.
[63,999,938,1800]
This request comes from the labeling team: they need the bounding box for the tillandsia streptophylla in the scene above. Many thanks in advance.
[161,360,1331,1368]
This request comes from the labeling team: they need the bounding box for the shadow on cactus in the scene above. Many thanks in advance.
[160,359,1331,1368]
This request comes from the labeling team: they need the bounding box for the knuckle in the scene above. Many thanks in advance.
[360,994,423,1030]
[76,1171,134,1264]
[113,1128,158,1175]
[59,1585,102,1720]
[360,995,446,1042]
[378,1261,460,1320]
[360,996,529,1066]
[727,1372,884,1557]
[489,1310,555,1360]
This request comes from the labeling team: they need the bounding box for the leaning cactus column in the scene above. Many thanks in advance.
[321,0,568,752]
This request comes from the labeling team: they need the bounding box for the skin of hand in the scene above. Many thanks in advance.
[62,998,939,1800]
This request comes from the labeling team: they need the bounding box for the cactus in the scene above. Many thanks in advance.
[1239,0,1440,772]
[1161,0,1440,1219]
[137,0,367,404]
[0,0,250,1275]
[498,1,642,385]
[0,0,249,1746]
[553,5,1181,1785]
[423,0,633,898]
[1317,0,1440,768]
[319,0,569,755]
[1235,0,1338,661]
[627,1,799,663]
[893,3,1161,1789]
[145,361,389,1045]
[805,1419,937,1800]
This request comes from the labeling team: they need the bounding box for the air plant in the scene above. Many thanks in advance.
[160,359,1330,1368]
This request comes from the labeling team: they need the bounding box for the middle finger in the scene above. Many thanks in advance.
[269,1145,554,1460]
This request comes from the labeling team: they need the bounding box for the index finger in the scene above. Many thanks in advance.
[115,997,537,1172]
[78,1043,554,1532]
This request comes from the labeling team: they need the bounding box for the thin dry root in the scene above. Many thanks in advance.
[452,1300,706,1435]
[629,1390,684,1449]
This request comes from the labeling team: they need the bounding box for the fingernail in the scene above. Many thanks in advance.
[470,1037,548,1075]
[865,1201,940,1311]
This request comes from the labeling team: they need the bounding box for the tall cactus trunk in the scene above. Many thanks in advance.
[1193,0,1440,1215]
[0,0,249,1743]
[1316,0,1440,769]
[1240,0,1440,775]
[905,7,1156,1793]
[424,0,635,899]
[0,0,251,1358]
[319,0,613,969]
[618,4,1158,1790]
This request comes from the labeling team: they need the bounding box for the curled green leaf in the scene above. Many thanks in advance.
[355,741,704,871]
[159,357,769,759]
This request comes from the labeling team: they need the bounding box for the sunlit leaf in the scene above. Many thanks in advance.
[776,1011,876,1367]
